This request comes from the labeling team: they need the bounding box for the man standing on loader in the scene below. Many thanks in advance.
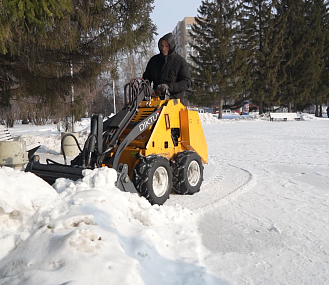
[143,32,191,105]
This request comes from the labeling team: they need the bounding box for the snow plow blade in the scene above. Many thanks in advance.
[25,159,84,185]
[25,158,137,193]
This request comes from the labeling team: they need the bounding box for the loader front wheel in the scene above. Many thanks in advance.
[171,151,203,195]
[132,155,172,205]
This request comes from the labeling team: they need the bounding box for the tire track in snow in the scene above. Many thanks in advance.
[167,162,255,213]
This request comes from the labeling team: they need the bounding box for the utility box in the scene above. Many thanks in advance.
[0,138,27,170]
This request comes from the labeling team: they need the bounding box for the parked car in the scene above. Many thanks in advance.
[222,109,240,115]
[213,109,240,119]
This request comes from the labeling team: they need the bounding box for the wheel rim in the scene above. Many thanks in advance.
[187,160,200,187]
[153,166,169,197]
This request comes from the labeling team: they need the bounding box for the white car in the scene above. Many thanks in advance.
[222,109,240,115]
[212,109,240,119]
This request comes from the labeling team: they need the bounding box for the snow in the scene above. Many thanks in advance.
[1,113,329,284]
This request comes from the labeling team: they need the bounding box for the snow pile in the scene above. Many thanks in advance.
[300,112,324,120]
[0,168,57,216]
[0,166,215,285]
[199,113,223,124]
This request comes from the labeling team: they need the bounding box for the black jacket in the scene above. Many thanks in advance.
[143,33,191,102]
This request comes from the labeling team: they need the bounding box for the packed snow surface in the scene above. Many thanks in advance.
[0,112,328,284]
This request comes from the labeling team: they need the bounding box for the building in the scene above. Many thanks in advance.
[172,17,198,65]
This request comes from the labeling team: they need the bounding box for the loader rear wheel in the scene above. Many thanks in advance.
[171,151,203,195]
[132,155,172,205]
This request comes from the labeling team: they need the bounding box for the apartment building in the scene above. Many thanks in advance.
[172,17,197,65]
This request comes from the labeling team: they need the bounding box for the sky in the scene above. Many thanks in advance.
[151,0,202,42]
[0,112,329,284]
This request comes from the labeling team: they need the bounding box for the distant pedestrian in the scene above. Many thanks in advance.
[327,106,329,118]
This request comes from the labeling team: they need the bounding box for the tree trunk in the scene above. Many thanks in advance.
[218,97,223,119]
[259,101,264,114]
[6,115,14,128]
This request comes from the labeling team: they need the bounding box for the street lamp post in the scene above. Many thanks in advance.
[113,79,116,115]
[70,62,75,132]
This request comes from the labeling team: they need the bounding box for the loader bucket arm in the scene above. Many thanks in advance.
[97,79,152,166]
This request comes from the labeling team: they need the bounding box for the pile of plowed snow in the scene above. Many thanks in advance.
[0,166,216,284]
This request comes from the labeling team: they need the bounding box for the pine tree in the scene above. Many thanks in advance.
[303,0,329,114]
[0,0,73,54]
[276,0,328,112]
[189,0,240,118]
[277,0,312,109]
[319,1,329,111]
[0,0,156,110]
[237,0,287,114]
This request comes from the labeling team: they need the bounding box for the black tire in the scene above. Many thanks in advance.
[132,155,173,205]
[171,151,203,195]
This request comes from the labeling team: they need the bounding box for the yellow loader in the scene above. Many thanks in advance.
[25,78,208,205]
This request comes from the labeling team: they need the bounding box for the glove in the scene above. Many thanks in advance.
[157,84,169,94]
